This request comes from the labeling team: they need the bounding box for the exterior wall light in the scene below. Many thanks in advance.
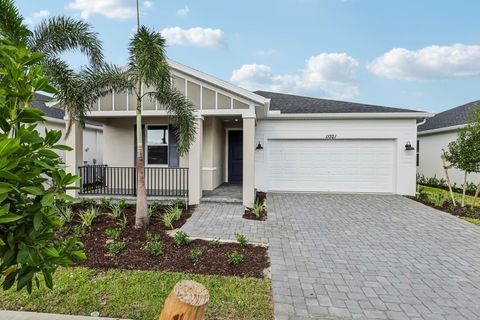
[405,141,415,150]
[256,141,264,150]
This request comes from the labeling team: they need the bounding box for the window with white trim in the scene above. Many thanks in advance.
[146,125,169,166]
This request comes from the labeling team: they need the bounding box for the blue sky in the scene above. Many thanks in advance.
[16,0,480,112]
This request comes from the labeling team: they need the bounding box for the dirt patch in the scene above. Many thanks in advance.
[407,196,480,218]
[68,204,269,278]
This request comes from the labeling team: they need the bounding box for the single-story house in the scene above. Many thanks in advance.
[417,100,480,186]
[33,93,104,165]
[65,60,431,206]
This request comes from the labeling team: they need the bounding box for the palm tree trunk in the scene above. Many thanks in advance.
[135,85,148,228]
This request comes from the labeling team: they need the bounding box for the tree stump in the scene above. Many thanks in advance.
[158,280,210,320]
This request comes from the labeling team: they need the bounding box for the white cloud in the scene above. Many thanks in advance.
[66,0,137,19]
[160,27,224,48]
[176,5,190,16]
[143,1,153,8]
[230,53,360,100]
[25,10,50,26]
[367,44,480,80]
[255,49,275,57]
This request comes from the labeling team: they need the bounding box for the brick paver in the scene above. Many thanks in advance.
[181,193,480,320]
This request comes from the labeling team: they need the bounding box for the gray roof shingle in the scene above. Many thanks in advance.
[418,100,480,132]
[32,93,65,119]
[254,90,422,114]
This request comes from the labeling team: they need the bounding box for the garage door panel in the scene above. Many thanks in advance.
[267,139,394,193]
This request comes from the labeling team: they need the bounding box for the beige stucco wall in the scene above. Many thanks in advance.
[102,117,188,167]
[202,117,225,191]
[418,130,480,186]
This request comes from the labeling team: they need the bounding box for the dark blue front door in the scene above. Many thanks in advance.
[228,130,243,183]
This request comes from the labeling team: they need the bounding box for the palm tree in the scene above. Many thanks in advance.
[0,0,103,129]
[82,27,196,228]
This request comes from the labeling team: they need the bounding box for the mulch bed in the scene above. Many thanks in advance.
[408,196,480,217]
[243,192,267,221]
[67,204,269,278]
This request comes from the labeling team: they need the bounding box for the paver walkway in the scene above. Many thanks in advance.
[182,193,480,320]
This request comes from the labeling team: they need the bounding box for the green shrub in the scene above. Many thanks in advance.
[78,206,99,228]
[174,231,190,247]
[150,201,165,213]
[190,248,204,262]
[144,232,163,256]
[117,199,128,210]
[100,197,112,209]
[59,206,74,226]
[227,251,244,265]
[106,240,125,255]
[251,201,266,217]
[172,198,186,209]
[166,205,182,221]
[104,227,122,240]
[80,198,96,207]
[72,226,86,238]
[417,189,429,201]
[117,212,128,228]
[209,238,221,248]
[430,193,447,207]
[163,211,176,230]
[109,202,123,219]
[235,232,248,246]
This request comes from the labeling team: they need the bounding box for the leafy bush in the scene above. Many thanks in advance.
[109,202,123,220]
[172,198,186,209]
[150,201,165,213]
[209,238,221,248]
[78,207,98,228]
[117,212,128,229]
[235,232,248,246]
[0,42,84,292]
[227,251,244,265]
[144,232,163,256]
[430,193,448,207]
[106,240,125,255]
[174,231,190,247]
[104,227,122,240]
[59,206,74,226]
[116,199,128,210]
[79,198,96,207]
[417,189,429,201]
[162,211,175,230]
[190,248,204,262]
[72,226,86,238]
[251,201,266,217]
[166,205,182,221]
[100,197,111,209]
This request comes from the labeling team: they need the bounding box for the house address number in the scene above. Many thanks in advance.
[325,134,337,140]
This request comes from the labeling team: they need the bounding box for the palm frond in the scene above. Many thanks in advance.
[30,16,103,66]
[0,0,31,43]
[129,26,169,87]
[153,88,197,156]
[80,64,135,100]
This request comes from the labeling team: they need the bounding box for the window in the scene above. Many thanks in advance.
[146,125,169,165]
[416,140,420,166]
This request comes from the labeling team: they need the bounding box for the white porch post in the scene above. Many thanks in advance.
[65,119,83,197]
[188,115,204,205]
[242,114,256,207]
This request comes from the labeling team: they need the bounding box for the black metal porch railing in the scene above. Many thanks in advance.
[78,165,188,197]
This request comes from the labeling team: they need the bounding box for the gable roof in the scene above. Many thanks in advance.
[255,91,423,114]
[418,100,480,132]
[32,93,65,119]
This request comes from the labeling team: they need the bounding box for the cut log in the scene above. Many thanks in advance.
[159,280,210,320]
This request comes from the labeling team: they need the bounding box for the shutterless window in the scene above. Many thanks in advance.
[146,125,169,165]
[416,140,420,166]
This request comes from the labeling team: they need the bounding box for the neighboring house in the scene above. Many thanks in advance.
[417,101,480,186]
[65,60,431,206]
[33,93,104,165]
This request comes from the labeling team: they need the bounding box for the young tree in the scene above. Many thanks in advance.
[444,110,480,207]
[84,27,196,228]
[0,41,85,293]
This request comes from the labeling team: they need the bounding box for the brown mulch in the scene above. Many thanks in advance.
[70,205,269,278]
[407,196,480,217]
[243,192,268,221]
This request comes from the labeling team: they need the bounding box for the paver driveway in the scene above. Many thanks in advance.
[181,193,480,320]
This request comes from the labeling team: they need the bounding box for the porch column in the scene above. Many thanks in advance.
[188,115,204,205]
[242,114,256,207]
[65,119,83,198]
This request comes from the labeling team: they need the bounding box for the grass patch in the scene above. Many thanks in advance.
[462,217,480,226]
[419,185,479,207]
[0,267,272,320]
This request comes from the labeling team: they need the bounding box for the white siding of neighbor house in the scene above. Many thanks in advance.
[37,119,103,165]
[255,118,418,196]
[417,131,480,187]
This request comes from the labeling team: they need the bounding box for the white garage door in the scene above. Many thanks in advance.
[267,139,395,193]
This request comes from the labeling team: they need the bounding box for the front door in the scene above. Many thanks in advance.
[228,130,243,183]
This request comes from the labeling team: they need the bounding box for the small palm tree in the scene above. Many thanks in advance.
[0,0,103,129]
[83,26,196,228]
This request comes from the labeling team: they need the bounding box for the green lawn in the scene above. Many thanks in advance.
[419,185,479,207]
[462,217,480,226]
[0,267,272,320]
